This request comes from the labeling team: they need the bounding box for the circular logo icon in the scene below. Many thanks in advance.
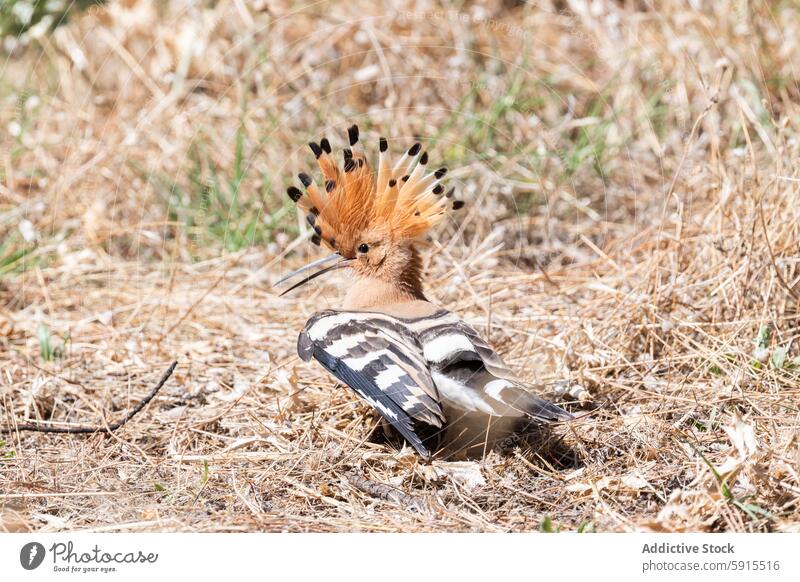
[20,542,46,570]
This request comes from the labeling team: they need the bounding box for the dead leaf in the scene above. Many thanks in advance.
[723,415,758,460]
[421,461,486,490]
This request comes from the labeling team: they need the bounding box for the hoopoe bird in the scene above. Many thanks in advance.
[277,125,572,459]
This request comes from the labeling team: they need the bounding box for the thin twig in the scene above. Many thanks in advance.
[1,361,177,434]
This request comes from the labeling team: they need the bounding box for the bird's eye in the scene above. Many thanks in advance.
[358,243,369,254]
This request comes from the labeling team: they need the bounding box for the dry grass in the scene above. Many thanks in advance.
[1,0,799,532]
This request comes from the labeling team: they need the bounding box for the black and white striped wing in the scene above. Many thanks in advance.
[415,314,573,422]
[297,311,445,458]
[413,313,513,378]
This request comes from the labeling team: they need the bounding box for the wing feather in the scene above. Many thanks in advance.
[418,319,513,378]
[298,312,444,458]
[418,318,573,421]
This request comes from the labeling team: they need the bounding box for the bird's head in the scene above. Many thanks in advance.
[276,125,463,297]
[332,224,415,282]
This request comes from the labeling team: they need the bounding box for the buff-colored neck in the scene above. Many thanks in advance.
[342,245,426,310]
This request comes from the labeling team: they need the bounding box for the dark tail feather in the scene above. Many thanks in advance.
[522,393,574,422]
[507,383,574,422]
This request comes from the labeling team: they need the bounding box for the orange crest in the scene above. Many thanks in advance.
[286,125,463,255]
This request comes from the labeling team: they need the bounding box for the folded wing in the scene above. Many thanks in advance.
[298,310,445,458]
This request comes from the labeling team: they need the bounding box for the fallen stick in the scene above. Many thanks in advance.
[344,470,426,512]
[1,361,177,434]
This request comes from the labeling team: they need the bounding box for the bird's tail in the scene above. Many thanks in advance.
[496,381,574,422]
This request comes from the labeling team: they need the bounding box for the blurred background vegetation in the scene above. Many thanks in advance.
[2,0,797,268]
[1,0,105,37]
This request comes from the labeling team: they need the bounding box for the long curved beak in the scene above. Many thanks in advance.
[274,253,354,296]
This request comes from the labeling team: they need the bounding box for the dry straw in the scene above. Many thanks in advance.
[0,0,798,532]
